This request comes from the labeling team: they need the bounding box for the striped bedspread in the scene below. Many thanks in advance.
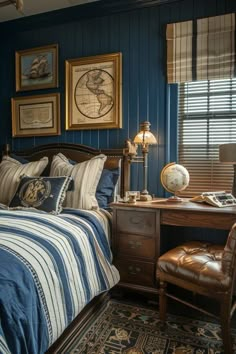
[0,207,119,354]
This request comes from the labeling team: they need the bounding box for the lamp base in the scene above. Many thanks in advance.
[233,165,236,197]
[140,193,153,201]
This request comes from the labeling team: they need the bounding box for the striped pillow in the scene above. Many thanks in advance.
[0,155,48,206]
[50,153,107,210]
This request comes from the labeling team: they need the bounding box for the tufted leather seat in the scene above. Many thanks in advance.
[158,241,230,291]
[157,224,236,354]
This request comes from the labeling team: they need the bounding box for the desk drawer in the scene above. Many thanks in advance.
[115,259,155,287]
[117,234,156,259]
[116,210,156,236]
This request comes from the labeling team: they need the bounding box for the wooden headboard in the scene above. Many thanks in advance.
[2,143,130,197]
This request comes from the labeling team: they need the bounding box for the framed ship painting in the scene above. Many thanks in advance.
[11,93,61,137]
[65,52,122,130]
[15,44,58,92]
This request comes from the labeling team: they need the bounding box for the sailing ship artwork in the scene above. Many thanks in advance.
[21,52,53,85]
[16,44,58,92]
[25,55,50,80]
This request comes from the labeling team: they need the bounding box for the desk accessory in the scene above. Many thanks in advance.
[160,162,190,202]
[191,191,236,207]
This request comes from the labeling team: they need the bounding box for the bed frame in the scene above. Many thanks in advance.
[3,142,130,197]
[2,142,130,353]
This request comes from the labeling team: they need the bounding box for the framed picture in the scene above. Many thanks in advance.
[11,93,61,137]
[15,44,58,92]
[65,52,122,130]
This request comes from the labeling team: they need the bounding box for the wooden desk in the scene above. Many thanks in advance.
[151,198,236,230]
[112,198,236,294]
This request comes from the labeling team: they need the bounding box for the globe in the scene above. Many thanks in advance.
[160,162,190,201]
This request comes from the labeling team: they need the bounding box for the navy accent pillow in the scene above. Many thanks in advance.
[10,176,73,214]
[10,154,29,164]
[96,168,120,208]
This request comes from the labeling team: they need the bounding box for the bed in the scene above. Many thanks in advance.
[0,142,130,354]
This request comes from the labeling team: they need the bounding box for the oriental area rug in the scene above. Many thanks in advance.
[63,299,236,354]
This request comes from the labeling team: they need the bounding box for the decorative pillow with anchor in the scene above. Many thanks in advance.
[10,175,73,214]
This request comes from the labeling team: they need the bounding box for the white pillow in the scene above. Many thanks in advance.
[0,155,48,206]
[50,153,107,210]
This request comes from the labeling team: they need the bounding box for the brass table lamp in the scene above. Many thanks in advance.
[133,121,157,201]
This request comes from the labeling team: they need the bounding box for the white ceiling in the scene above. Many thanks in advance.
[0,0,99,22]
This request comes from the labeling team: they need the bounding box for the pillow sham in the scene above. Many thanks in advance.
[50,153,107,210]
[68,157,120,208]
[10,154,28,164]
[10,175,72,214]
[96,168,120,208]
[0,155,48,206]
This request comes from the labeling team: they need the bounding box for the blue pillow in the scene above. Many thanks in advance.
[96,168,120,208]
[10,176,72,214]
[10,154,29,164]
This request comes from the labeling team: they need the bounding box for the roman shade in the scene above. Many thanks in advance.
[167,13,236,83]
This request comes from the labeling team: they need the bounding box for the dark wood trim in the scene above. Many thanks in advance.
[46,293,109,354]
[117,282,159,294]
[0,0,181,33]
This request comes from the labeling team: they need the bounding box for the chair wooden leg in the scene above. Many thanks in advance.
[220,300,233,354]
[159,281,167,321]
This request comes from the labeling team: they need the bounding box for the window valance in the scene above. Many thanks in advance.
[167,13,236,83]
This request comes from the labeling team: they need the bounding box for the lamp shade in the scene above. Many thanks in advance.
[133,121,157,145]
[219,143,236,164]
[134,131,157,144]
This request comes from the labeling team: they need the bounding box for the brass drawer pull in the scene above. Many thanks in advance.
[128,265,141,275]
[128,240,142,249]
[130,216,143,224]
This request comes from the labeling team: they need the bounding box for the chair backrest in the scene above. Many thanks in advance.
[222,222,236,293]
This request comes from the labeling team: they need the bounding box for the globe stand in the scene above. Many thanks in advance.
[166,195,183,202]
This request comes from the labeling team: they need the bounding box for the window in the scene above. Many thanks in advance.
[178,78,236,196]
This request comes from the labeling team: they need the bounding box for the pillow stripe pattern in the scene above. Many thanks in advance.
[0,156,48,206]
[50,153,107,210]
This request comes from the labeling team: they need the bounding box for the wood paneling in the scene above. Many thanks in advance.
[0,0,235,196]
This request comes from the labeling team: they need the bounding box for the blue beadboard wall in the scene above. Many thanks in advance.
[0,0,235,197]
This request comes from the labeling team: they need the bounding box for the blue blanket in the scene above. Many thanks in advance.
[0,208,119,354]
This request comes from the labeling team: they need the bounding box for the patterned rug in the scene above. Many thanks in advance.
[63,299,236,354]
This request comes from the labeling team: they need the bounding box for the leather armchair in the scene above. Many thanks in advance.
[156,223,236,354]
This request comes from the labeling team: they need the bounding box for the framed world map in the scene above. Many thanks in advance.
[65,52,122,130]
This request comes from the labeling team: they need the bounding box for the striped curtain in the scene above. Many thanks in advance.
[167,13,236,83]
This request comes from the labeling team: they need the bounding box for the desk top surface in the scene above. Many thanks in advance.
[112,198,236,214]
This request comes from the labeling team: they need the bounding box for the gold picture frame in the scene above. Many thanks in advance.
[15,44,58,92]
[65,52,122,130]
[11,93,61,137]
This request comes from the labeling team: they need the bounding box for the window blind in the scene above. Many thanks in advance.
[178,78,236,196]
